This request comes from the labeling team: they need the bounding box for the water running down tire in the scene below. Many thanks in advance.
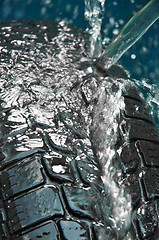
[0,20,159,240]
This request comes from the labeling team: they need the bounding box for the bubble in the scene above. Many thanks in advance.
[41,6,46,16]
[119,19,124,25]
[109,17,115,25]
[66,4,71,12]
[113,1,118,6]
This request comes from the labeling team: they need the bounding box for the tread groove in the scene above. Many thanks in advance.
[123,112,155,126]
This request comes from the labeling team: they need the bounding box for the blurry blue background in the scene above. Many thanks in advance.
[0,0,159,126]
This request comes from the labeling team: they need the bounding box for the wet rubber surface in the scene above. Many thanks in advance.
[0,20,159,239]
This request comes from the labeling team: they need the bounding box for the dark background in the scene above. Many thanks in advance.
[0,0,159,124]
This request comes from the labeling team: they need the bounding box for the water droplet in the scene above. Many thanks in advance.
[119,19,124,25]
[113,29,119,35]
[113,1,118,6]
[41,7,47,16]
[131,54,136,59]
[52,165,65,174]
[109,17,115,25]
[66,4,71,12]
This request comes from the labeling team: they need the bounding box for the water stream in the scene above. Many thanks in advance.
[96,0,159,69]
[84,0,106,58]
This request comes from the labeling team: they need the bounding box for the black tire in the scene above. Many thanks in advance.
[0,20,159,240]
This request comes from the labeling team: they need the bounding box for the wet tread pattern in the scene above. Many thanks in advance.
[0,20,97,240]
[0,156,44,200]
[16,221,60,240]
[0,20,159,240]
[118,87,159,239]
[6,187,64,233]
[59,220,90,240]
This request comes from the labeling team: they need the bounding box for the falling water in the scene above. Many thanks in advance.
[84,0,106,58]
[96,0,159,69]
[90,76,132,238]
[84,1,132,237]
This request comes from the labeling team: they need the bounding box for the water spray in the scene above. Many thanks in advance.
[95,0,159,71]
[85,0,106,58]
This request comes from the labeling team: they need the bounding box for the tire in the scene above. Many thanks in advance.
[0,20,159,240]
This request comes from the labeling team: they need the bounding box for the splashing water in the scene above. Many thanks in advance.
[133,77,159,129]
[84,0,106,58]
[90,76,132,237]
[96,0,159,69]
[85,0,159,238]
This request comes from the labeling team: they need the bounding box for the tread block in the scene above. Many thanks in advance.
[0,148,45,169]
[59,220,89,240]
[63,184,105,222]
[0,223,8,239]
[136,202,158,239]
[143,168,159,199]
[16,221,60,240]
[43,155,74,182]
[6,187,64,233]
[138,141,159,167]
[0,207,6,222]
[0,200,9,239]
[122,86,144,102]
[76,158,103,187]
[63,185,94,219]
[124,173,141,206]
[0,149,5,162]
[124,97,153,122]
[119,143,139,173]
[45,132,77,157]
[0,155,44,200]
[93,223,117,240]
[121,118,159,142]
